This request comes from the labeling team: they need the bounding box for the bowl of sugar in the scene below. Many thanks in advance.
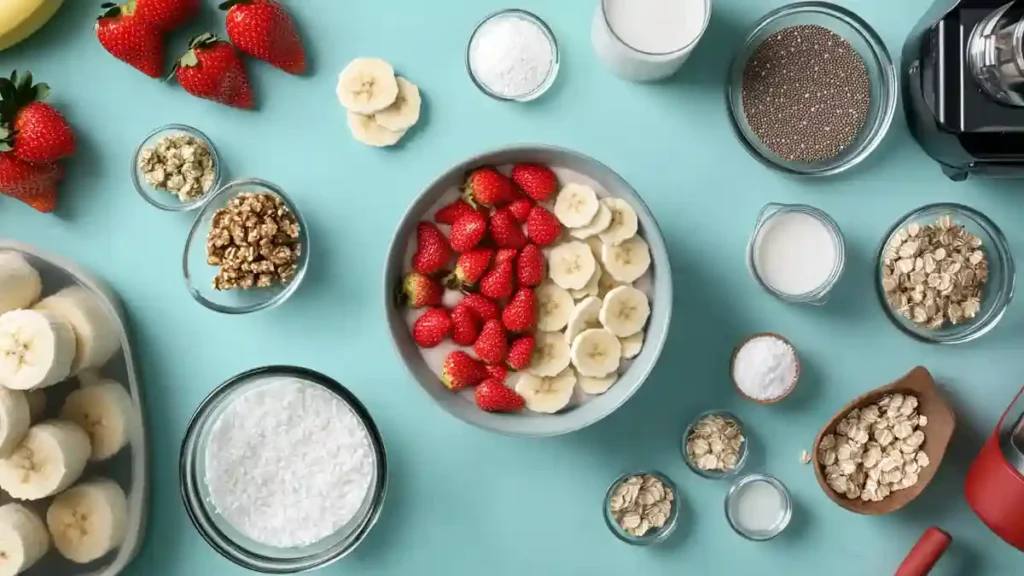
[731,333,800,404]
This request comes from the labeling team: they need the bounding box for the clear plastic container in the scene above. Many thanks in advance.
[0,241,148,576]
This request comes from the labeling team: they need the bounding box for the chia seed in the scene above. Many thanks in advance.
[741,24,871,164]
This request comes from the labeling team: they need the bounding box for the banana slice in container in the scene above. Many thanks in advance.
[61,379,134,462]
[598,198,639,246]
[34,286,121,375]
[570,328,622,378]
[47,478,127,564]
[565,296,602,344]
[578,373,618,395]
[548,241,597,291]
[535,284,574,332]
[0,390,29,458]
[553,184,601,228]
[601,236,651,284]
[0,420,91,501]
[515,369,576,414]
[0,309,76,390]
[527,331,571,377]
[0,502,49,575]
[0,252,41,315]
[600,285,651,338]
[620,332,644,360]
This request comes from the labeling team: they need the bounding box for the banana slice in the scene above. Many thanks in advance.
[547,241,597,290]
[24,391,45,422]
[0,420,91,501]
[0,390,29,459]
[34,287,120,376]
[570,328,622,377]
[601,235,651,284]
[0,253,41,315]
[578,373,618,395]
[527,331,571,377]
[336,57,400,114]
[60,380,134,462]
[553,184,601,228]
[47,478,127,564]
[535,284,574,332]
[0,503,49,575]
[373,76,421,132]
[565,296,602,344]
[620,332,644,360]
[568,201,612,239]
[347,112,406,147]
[569,265,601,300]
[598,268,626,298]
[515,368,576,414]
[600,285,651,338]
[598,198,639,246]
[0,309,76,390]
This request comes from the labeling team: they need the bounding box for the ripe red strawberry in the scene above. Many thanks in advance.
[450,303,480,346]
[475,378,525,412]
[411,222,451,276]
[495,247,519,267]
[449,211,487,252]
[397,271,443,308]
[507,335,535,370]
[0,153,62,213]
[525,206,562,247]
[474,320,508,364]
[484,364,508,384]
[0,72,76,163]
[412,307,452,348]
[95,3,165,78]
[434,199,480,225]
[221,0,307,75]
[445,248,492,289]
[508,197,534,223]
[461,293,500,322]
[516,244,545,288]
[464,166,516,208]
[489,207,527,249]
[442,351,487,391]
[135,0,200,32]
[174,33,255,109]
[479,261,514,301]
[502,288,536,333]
[511,163,558,202]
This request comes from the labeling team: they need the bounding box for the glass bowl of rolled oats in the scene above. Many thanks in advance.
[133,123,222,211]
[603,471,679,545]
[183,178,308,314]
[682,410,749,480]
[876,203,1015,344]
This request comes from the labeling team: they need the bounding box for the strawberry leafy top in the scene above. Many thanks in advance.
[0,70,50,152]
[218,0,257,10]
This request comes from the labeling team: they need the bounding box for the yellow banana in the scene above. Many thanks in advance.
[0,0,64,52]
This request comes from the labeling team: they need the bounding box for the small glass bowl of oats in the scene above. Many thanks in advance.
[876,203,1015,345]
[682,410,749,480]
[133,123,222,212]
[183,178,309,314]
[603,471,679,546]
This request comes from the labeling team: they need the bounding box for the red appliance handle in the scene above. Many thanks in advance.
[894,527,952,576]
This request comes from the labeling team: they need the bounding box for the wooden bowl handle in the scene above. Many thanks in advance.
[894,527,951,576]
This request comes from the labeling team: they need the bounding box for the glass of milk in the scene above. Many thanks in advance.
[591,0,712,82]
[725,474,793,541]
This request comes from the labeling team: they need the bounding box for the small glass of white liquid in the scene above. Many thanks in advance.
[591,0,712,82]
[725,474,793,541]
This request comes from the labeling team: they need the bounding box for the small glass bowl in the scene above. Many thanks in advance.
[132,124,223,211]
[876,203,1016,344]
[603,471,680,545]
[682,410,749,479]
[180,365,388,573]
[467,9,560,102]
[725,474,793,541]
[725,1,897,176]
[183,178,309,314]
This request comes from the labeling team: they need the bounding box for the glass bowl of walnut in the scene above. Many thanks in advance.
[133,124,223,212]
[876,203,1015,344]
[603,471,679,545]
[183,179,309,314]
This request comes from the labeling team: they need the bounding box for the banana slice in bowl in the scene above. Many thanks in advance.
[0,502,49,574]
[61,379,135,462]
[0,309,77,390]
[0,420,91,501]
[47,478,128,564]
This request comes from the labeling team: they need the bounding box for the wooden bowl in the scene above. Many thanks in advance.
[811,366,956,515]
[730,333,801,404]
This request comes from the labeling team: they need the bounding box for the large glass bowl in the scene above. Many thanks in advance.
[875,203,1015,344]
[726,1,897,176]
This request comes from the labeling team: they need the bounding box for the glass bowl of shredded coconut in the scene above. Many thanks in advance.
[179,366,388,572]
[466,9,560,101]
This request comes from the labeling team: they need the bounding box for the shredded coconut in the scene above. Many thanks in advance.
[469,15,554,98]
[732,336,798,401]
[205,377,375,548]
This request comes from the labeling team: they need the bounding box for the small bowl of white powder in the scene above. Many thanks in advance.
[179,366,388,573]
[731,333,800,404]
[466,9,560,101]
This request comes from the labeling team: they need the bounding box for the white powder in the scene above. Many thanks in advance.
[732,336,798,401]
[753,211,837,296]
[469,15,554,98]
[205,377,375,548]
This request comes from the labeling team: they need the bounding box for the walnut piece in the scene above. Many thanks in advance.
[139,133,217,202]
[206,192,301,291]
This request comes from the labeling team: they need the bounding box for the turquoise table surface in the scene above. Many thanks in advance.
[2,0,1024,574]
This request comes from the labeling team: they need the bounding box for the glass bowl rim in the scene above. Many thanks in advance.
[681,409,749,479]
[602,470,680,545]
[466,8,560,102]
[178,365,389,573]
[724,473,793,541]
[131,123,223,212]
[598,0,712,57]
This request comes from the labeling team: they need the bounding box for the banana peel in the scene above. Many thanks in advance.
[0,0,64,52]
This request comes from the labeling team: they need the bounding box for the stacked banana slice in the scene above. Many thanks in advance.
[336,58,423,147]
[516,184,653,413]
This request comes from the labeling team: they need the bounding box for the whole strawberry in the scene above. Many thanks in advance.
[397,271,443,308]
[135,0,200,32]
[525,205,562,247]
[221,0,307,75]
[0,71,75,163]
[495,248,519,267]
[449,211,487,252]
[507,335,535,371]
[461,293,500,322]
[96,3,165,78]
[474,320,508,364]
[411,221,451,276]
[174,33,255,109]
[445,248,492,290]
[450,303,480,346]
[489,207,527,249]
[412,307,452,348]
[434,199,480,225]
[464,166,516,208]
[507,197,534,223]
[502,288,536,333]
[511,163,558,202]
[0,153,62,213]
[516,244,545,287]
[479,260,514,301]
[475,378,525,413]
[442,351,487,391]
[484,364,508,384]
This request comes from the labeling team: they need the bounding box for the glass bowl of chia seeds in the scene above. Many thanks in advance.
[132,123,222,212]
[726,2,897,176]
[179,365,389,573]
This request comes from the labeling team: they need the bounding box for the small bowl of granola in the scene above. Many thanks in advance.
[681,410,749,480]
[183,179,308,314]
[133,123,222,212]
[603,471,679,546]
